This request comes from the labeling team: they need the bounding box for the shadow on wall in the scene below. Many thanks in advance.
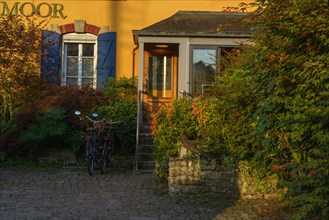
[168,158,240,216]
[168,158,240,198]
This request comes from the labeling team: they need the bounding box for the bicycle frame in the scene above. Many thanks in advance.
[100,121,117,169]
[84,129,97,159]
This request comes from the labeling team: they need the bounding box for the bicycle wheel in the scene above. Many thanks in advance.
[100,141,109,174]
[86,141,94,176]
[106,131,115,168]
[93,152,101,171]
[87,157,94,176]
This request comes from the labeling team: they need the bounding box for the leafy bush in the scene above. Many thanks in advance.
[240,1,329,218]
[0,151,6,164]
[102,77,137,101]
[96,99,137,155]
[95,77,137,155]
[152,97,231,179]
[0,85,105,157]
[211,0,329,218]
[19,107,82,157]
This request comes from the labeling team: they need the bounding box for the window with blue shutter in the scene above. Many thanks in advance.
[41,30,116,89]
[97,32,116,89]
[41,30,61,84]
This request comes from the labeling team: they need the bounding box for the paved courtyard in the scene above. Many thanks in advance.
[0,168,243,220]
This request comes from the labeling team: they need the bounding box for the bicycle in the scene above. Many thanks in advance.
[75,111,120,175]
[100,118,122,173]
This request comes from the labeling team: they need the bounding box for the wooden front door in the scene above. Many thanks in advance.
[142,43,178,124]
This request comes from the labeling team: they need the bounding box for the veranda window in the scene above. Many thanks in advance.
[192,48,217,97]
[191,46,234,97]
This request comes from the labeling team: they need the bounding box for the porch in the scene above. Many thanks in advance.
[132,11,252,171]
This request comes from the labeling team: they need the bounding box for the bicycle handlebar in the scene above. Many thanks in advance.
[101,118,123,125]
[79,116,122,131]
[82,116,122,125]
[75,111,122,132]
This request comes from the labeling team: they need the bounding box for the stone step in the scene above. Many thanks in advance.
[139,133,153,140]
[137,145,154,153]
[136,129,155,171]
[139,139,154,145]
[137,152,153,161]
[136,161,155,172]
[140,124,152,133]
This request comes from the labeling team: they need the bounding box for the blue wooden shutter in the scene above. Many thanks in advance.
[97,32,116,89]
[41,30,61,84]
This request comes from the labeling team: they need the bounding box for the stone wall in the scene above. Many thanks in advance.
[168,158,240,197]
[168,158,282,199]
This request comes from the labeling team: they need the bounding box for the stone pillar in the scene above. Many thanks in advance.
[168,158,203,195]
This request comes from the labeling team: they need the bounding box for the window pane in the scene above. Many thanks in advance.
[67,43,78,56]
[83,44,94,57]
[192,48,217,97]
[66,77,78,86]
[82,58,94,77]
[82,78,93,86]
[67,57,78,76]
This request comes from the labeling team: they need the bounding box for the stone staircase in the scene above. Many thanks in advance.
[135,125,155,172]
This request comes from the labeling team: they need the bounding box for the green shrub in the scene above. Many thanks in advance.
[0,151,6,164]
[96,99,137,155]
[95,77,137,155]
[19,107,82,157]
[102,77,137,101]
[152,97,233,179]
[213,0,329,218]
[0,84,105,157]
[152,103,181,179]
[241,1,329,218]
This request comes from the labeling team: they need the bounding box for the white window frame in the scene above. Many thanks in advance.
[62,33,98,89]
[190,46,219,97]
[190,45,236,97]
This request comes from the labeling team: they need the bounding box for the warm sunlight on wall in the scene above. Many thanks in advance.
[2,0,253,78]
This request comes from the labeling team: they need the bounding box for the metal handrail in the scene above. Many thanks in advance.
[135,89,143,171]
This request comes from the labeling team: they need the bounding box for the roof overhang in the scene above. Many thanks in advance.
[132,11,253,45]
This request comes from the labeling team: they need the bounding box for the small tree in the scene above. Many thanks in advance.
[0,15,47,132]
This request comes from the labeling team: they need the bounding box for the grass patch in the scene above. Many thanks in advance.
[0,157,62,170]
[174,193,238,210]
[168,192,291,219]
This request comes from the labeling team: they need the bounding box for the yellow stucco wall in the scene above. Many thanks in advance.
[3,0,250,78]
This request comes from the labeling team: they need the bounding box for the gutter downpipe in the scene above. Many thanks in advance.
[132,44,139,79]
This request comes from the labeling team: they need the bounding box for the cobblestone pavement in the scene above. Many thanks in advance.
[0,168,238,220]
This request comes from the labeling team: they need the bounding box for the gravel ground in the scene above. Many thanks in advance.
[0,168,286,220]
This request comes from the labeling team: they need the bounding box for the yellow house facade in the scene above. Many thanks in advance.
[1,0,250,82]
[2,1,253,171]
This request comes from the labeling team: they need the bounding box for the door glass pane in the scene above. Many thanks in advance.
[67,57,78,76]
[192,48,217,97]
[67,43,78,56]
[82,58,93,77]
[148,55,172,96]
[83,44,94,56]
